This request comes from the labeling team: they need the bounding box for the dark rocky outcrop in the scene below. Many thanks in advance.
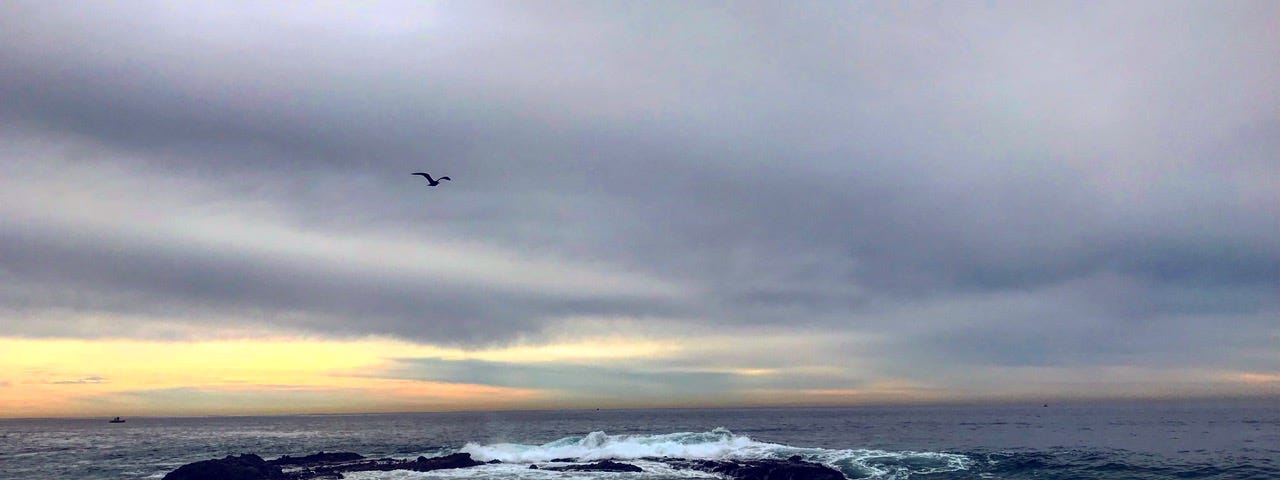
[163,454,285,480]
[409,453,486,472]
[667,458,846,480]
[544,460,644,472]
[303,453,484,476]
[165,452,845,480]
[165,452,484,480]
[270,452,364,466]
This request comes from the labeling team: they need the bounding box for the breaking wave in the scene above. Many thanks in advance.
[447,427,971,479]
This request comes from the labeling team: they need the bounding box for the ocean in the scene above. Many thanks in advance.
[2,399,1276,479]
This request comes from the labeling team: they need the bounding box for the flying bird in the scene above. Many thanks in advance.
[412,172,451,186]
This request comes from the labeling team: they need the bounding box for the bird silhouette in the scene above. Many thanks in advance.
[411,172,451,186]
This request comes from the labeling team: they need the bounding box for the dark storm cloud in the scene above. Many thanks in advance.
[1,0,1277,382]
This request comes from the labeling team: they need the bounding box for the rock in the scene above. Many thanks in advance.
[303,453,483,476]
[165,451,842,480]
[408,453,485,472]
[549,457,577,462]
[162,454,284,480]
[304,458,398,476]
[545,460,644,472]
[166,452,485,480]
[271,452,364,466]
[667,458,845,480]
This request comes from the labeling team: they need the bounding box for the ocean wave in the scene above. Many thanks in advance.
[346,460,725,480]
[446,428,971,479]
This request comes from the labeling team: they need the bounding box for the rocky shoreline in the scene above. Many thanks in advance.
[162,451,846,480]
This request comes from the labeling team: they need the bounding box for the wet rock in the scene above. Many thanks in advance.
[166,452,485,480]
[162,454,285,480]
[667,458,845,480]
[408,453,486,472]
[312,453,484,475]
[545,460,644,472]
[270,452,364,466]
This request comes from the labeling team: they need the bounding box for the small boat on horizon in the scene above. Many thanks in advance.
[108,417,125,423]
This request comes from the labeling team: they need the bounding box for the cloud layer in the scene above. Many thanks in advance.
[1,1,1277,405]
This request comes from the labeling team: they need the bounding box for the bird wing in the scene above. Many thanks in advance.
[411,172,430,178]
[438,176,451,181]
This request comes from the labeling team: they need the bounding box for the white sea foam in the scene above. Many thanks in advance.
[345,460,723,480]
[460,427,768,463]
[441,428,968,479]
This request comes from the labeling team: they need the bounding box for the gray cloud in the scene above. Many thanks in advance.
[0,196,692,343]
[388,356,858,402]
[51,375,107,385]
[394,358,736,398]
[1,1,1277,394]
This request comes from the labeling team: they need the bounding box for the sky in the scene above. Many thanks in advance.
[1,1,1277,418]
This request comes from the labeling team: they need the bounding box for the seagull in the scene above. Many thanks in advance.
[411,172,451,186]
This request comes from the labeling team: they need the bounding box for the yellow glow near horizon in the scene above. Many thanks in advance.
[1225,372,1280,384]
[442,339,682,363]
[0,335,679,418]
[7,335,1271,418]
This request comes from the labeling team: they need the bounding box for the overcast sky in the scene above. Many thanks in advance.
[1,1,1277,416]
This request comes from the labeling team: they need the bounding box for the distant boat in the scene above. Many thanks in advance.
[109,417,125,423]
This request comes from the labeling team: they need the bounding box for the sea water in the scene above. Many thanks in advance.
[1,399,1276,479]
